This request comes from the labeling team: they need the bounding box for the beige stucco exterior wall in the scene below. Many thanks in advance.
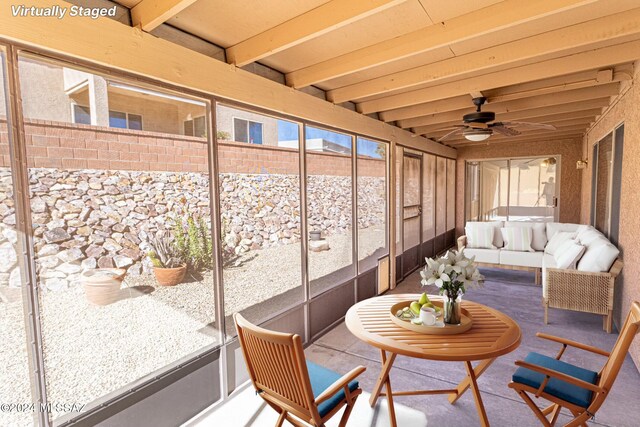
[581,66,640,370]
[216,104,279,145]
[455,137,584,236]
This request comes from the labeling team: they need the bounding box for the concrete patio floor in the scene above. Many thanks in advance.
[192,268,640,427]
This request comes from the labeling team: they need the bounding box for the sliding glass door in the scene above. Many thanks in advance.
[465,157,559,223]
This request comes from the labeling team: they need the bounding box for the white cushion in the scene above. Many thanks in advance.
[553,240,586,269]
[462,248,500,264]
[577,228,604,246]
[501,227,534,252]
[545,231,577,255]
[499,250,544,268]
[546,222,582,241]
[505,221,547,251]
[577,237,619,272]
[465,221,504,248]
[466,226,496,249]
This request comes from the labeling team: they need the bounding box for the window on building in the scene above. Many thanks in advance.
[73,104,91,125]
[233,118,263,144]
[184,116,206,137]
[109,110,143,130]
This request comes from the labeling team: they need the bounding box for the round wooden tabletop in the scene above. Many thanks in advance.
[345,294,521,362]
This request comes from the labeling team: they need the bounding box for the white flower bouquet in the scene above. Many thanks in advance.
[420,248,484,324]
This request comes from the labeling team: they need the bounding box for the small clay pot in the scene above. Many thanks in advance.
[81,268,126,306]
[153,264,187,286]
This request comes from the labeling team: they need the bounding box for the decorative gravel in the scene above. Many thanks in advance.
[0,226,385,424]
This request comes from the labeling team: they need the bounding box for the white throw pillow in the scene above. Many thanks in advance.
[501,227,534,252]
[465,221,504,247]
[466,226,496,249]
[545,231,577,255]
[505,221,547,251]
[545,222,581,241]
[577,238,620,272]
[577,228,604,246]
[553,240,586,269]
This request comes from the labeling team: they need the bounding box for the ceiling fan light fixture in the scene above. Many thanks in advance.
[464,129,492,142]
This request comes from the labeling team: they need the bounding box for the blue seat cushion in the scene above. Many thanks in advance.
[307,361,359,417]
[512,352,598,408]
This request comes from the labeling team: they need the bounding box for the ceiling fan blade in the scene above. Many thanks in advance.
[465,121,489,129]
[499,121,557,130]
[491,124,521,137]
[437,127,465,142]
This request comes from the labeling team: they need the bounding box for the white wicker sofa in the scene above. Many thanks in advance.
[457,221,623,332]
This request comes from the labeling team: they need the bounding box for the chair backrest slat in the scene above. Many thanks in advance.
[594,302,640,406]
[235,314,317,419]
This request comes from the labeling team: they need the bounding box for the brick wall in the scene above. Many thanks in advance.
[0,120,385,177]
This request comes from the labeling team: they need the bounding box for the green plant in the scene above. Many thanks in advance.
[147,234,185,268]
[173,215,214,271]
[216,130,231,140]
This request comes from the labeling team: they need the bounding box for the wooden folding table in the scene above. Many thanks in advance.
[345,294,521,427]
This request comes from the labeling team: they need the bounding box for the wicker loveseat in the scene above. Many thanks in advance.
[458,221,623,332]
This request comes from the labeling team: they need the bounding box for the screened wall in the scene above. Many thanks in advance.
[395,146,456,281]
[0,47,396,426]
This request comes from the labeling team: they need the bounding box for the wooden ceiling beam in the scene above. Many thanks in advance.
[379,95,472,122]
[484,66,632,103]
[131,0,198,32]
[399,84,618,128]
[285,0,595,88]
[378,68,624,123]
[412,108,602,135]
[327,8,640,103]
[357,39,640,114]
[226,0,406,67]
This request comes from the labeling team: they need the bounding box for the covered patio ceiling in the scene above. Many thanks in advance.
[114,0,639,147]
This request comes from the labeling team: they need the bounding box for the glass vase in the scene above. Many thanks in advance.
[443,294,462,325]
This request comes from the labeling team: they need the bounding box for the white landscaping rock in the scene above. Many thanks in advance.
[309,239,330,252]
[0,242,17,273]
[9,268,21,288]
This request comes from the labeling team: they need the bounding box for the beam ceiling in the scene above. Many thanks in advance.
[357,40,640,114]
[327,8,640,103]
[226,0,406,67]
[131,0,198,32]
[285,0,595,88]
[114,0,640,151]
[398,83,620,129]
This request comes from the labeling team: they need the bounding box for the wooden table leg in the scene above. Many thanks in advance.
[369,350,396,407]
[464,361,490,427]
[369,350,398,427]
[448,358,495,404]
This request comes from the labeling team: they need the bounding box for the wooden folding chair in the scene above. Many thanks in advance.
[234,313,366,427]
[509,301,640,426]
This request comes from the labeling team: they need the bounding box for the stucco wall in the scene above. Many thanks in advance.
[455,137,584,236]
[581,71,640,370]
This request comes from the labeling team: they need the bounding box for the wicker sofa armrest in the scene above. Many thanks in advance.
[457,235,467,251]
[545,258,622,314]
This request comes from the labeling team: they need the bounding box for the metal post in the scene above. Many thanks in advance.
[299,123,310,343]
[5,44,50,427]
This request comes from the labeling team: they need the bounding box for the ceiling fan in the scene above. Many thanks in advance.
[437,97,556,142]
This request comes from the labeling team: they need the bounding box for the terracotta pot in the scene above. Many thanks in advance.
[81,268,126,306]
[153,264,187,286]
